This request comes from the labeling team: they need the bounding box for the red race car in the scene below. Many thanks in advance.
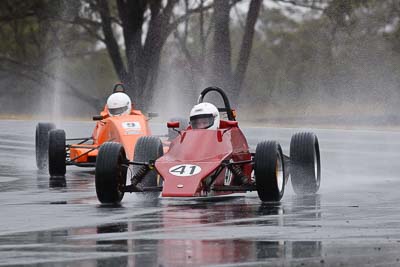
[35,83,160,178]
[94,87,321,204]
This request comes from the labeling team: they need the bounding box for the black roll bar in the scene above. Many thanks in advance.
[197,86,235,121]
[113,83,126,93]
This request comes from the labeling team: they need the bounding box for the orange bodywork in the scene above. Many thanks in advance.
[69,107,151,163]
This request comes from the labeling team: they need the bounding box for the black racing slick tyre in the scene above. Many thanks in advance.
[255,141,285,202]
[48,129,66,177]
[35,122,55,170]
[168,117,188,141]
[95,142,127,204]
[133,136,164,188]
[290,132,321,194]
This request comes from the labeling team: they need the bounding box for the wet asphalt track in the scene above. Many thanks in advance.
[1,120,400,266]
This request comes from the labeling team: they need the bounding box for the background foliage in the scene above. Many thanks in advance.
[1,0,399,127]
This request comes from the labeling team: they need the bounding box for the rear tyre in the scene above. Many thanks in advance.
[290,132,321,194]
[95,142,127,204]
[133,136,163,188]
[48,129,66,177]
[168,117,188,141]
[35,122,55,170]
[255,141,285,202]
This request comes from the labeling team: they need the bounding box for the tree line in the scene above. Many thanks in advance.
[1,0,400,121]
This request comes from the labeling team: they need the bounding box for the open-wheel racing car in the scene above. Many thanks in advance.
[35,83,159,178]
[94,87,321,204]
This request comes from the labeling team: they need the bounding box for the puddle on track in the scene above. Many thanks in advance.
[1,120,400,266]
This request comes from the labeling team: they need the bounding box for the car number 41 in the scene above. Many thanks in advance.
[169,164,202,176]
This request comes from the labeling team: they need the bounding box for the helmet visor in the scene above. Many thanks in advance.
[190,114,214,129]
[109,106,128,116]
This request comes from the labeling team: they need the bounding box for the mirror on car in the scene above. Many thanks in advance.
[225,121,238,127]
[92,115,104,121]
[167,121,180,128]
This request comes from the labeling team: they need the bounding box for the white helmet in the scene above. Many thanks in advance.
[106,92,132,116]
[189,102,220,130]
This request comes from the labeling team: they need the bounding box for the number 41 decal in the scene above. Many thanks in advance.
[168,164,202,177]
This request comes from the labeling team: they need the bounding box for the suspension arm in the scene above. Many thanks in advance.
[126,159,156,168]
[223,159,253,166]
[67,145,100,162]
[66,137,92,144]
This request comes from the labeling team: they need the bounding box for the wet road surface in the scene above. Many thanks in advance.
[1,120,400,266]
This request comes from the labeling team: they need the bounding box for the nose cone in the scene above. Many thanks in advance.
[156,162,221,197]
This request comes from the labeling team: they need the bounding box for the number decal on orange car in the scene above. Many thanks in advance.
[122,122,141,130]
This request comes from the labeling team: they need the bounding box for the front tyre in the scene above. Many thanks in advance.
[255,141,285,202]
[35,122,55,170]
[95,142,127,204]
[48,129,66,177]
[133,136,164,187]
[290,132,321,194]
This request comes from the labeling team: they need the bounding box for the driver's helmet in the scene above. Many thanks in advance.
[106,92,132,116]
[189,102,220,130]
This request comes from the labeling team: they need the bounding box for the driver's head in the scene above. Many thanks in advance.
[189,102,220,130]
[106,92,132,116]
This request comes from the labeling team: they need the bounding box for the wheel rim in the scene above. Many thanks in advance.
[276,152,284,193]
[313,144,319,184]
[314,142,321,189]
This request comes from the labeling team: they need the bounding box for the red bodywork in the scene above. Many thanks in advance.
[69,107,151,163]
[155,121,252,197]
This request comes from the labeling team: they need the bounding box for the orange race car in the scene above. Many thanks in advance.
[35,83,173,178]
